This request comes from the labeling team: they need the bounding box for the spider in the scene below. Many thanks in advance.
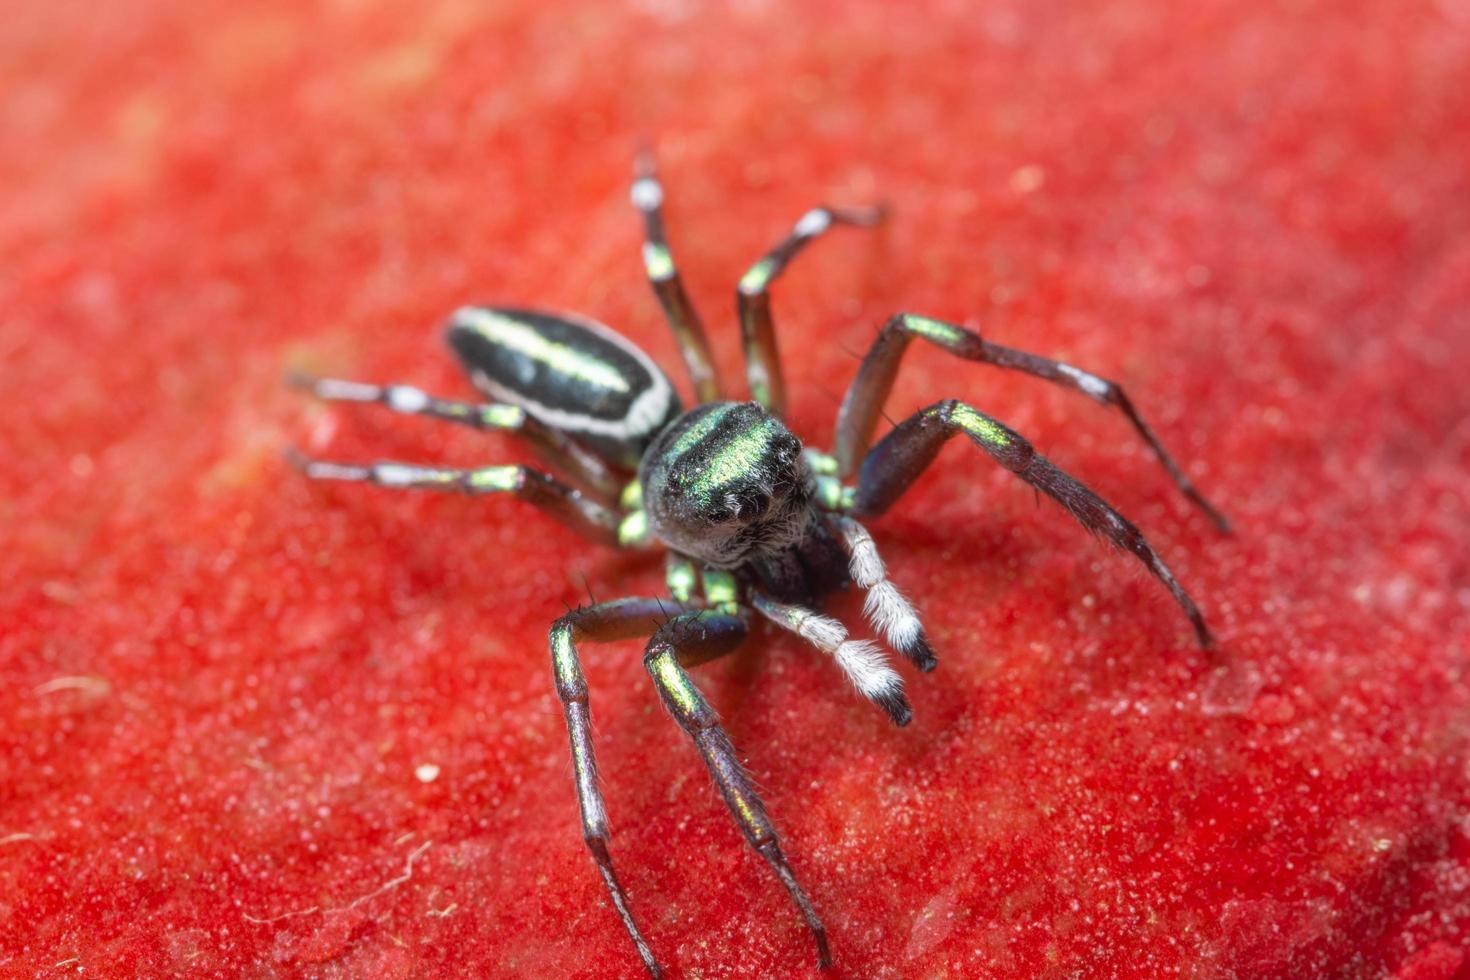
[287,156,1227,977]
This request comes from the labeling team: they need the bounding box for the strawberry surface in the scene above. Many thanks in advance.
[3,1,1469,976]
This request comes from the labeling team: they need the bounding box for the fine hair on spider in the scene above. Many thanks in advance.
[287,152,1228,978]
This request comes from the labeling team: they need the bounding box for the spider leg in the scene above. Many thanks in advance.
[737,203,885,417]
[631,154,721,403]
[665,552,699,603]
[749,591,912,726]
[286,452,630,547]
[829,515,938,672]
[643,612,832,971]
[854,400,1215,648]
[550,597,732,979]
[833,313,1230,532]
[287,373,623,503]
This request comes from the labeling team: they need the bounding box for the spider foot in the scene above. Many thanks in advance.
[758,839,832,970]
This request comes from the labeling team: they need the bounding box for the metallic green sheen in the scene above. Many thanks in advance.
[685,417,779,499]
[642,242,674,281]
[739,257,776,294]
[650,651,702,716]
[903,313,966,344]
[803,449,839,475]
[551,628,582,691]
[618,510,650,546]
[950,403,1011,447]
[469,466,522,491]
[480,404,526,428]
[666,559,698,603]
[814,475,854,511]
[701,568,739,609]
[620,479,644,510]
[666,402,734,462]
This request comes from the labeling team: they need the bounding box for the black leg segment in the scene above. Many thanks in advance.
[287,451,623,547]
[288,372,623,503]
[834,313,1229,531]
[550,597,715,979]
[855,400,1214,648]
[644,613,832,970]
[631,154,722,403]
[738,204,885,417]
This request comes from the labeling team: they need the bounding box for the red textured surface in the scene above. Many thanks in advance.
[4,1,1470,976]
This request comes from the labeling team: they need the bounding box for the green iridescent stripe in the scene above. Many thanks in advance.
[739,257,776,294]
[902,313,967,345]
[701,568,739,611]
[666,558,697,603]
[618,510,650,546]
[551,627,583,693]
[814,475,855,511]
[949,403,1011,447]
[667,403,733,461]
[468,466,521,492]
[619,479,644,510]
[650,650,703,717]
[642,242,674,280]
[459,309,631,392]
[803,449,839,475]
[479,404,525,428]
[688,418,778,497]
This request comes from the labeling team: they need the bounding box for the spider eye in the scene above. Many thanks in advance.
[718,493,746,523]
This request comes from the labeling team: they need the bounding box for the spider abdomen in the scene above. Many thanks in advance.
[446,306,683,470]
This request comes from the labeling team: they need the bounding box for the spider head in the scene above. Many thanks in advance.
[640,401,814,568]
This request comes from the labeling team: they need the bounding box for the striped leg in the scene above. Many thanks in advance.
[830,515,938,672]
[749,592,911,726]
[550,598,727,979]
[834,313,1229,531]
[854,399,1214,648]
[631,155,721,403]
[737,204,885,416]
[287,453,624,547]
[643,613,831,971]
[288,373,623,503]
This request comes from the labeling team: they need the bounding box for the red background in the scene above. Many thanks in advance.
[4,1,1470,976]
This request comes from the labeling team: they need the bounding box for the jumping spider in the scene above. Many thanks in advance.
[288,157,1226,976]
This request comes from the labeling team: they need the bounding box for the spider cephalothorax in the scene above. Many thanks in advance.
[640,400,814,568]
[289,155,1227,978]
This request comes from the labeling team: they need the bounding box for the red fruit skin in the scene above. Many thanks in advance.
[3,1,1469,977]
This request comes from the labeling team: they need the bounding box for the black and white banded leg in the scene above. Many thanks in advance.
[288,453,623,547]
[288,373,623,503]
[550,598,729,979]
[738,204,885,416]
[854,399,1214,648]
[643,612,832,972]
[749,592,912,726]
[631,155,721,403]
[834,313,1230,531]
[829,515,938,672]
